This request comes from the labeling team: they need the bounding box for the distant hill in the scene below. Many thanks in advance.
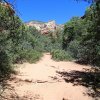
[26,20,64,34]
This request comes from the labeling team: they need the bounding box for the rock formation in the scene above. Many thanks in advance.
[26,20,63,34]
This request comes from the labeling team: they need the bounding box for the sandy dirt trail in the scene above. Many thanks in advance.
[2,53,94,100]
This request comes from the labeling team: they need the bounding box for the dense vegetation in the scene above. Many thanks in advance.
[0,4,43,77]
[63,3,100,66]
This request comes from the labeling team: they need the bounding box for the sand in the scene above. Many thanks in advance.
[1,53,94,100]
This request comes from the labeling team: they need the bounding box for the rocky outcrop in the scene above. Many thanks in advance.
[26,20,62,34]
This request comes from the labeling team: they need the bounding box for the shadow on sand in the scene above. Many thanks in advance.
[56,67,100,98]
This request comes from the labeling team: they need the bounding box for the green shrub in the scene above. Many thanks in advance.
[67,40,80,58]
[0,51,12,76]
[51,49,73,61]
[19,50,42,63]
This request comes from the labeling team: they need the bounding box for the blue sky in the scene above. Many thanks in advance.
[14,0,89,24]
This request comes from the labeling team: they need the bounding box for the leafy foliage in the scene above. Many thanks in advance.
[0,5,43,76]
[63,3,100,66]
[18,50,42,63]
[51,49,73,61]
